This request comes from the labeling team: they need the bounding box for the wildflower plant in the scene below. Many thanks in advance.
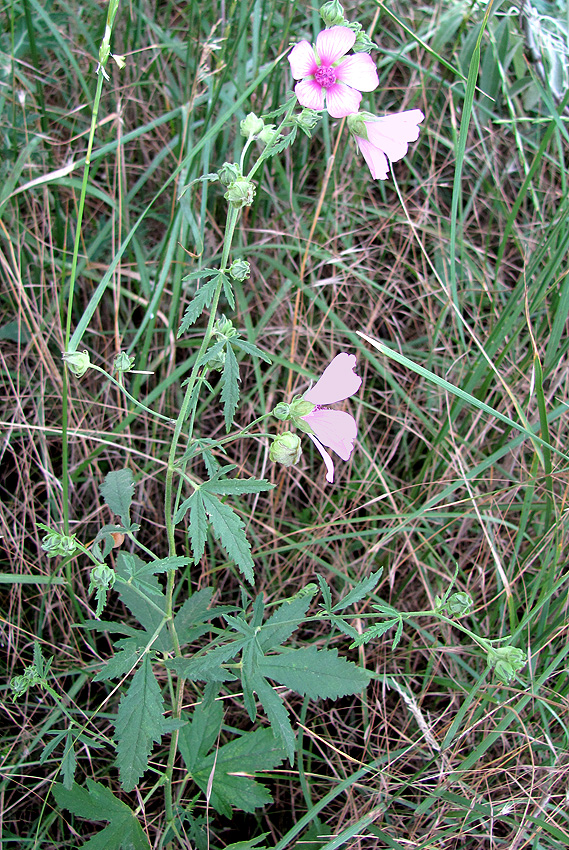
[7,1,529,847]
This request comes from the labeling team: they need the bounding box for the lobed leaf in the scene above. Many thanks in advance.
[201,491,255,584]
[99,469,134,525]
[258,646,371,700]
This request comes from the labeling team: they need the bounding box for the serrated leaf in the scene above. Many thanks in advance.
[258,646,370,700]
[224,836,269,850]
[351,618,400,646]
[221,343,240,431]
[132,555,190,577]
[257,594,312,652]
[392,617,404,650]
[316,573,332,613]
[40,730,67,764]
[222,272,235,309]
[178,273,222,337]
[167,640,245,681]
[329,614,360,640]
[231,337,272,363]
[61,730,77,789]
[99,469,134,525]
[115,553,171,652]
[173,587,214,646]
[80,620,141,637]
[93,648,139,682]
[114,655,167,791]
[250,674,296,763]
[332,569,383,612]
[203,477,274,496]
[201,491,254,584]
[178,684,223,770]
[53,779,150,850]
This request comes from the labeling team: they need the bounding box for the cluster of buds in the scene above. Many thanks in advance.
[218,161,256,210]
[487,645,527,683]
[320,1,375,52]
[41,527,78,559]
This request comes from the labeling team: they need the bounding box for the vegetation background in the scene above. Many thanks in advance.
[2,0,569,847]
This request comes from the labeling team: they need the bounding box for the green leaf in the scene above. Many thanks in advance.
[114,655,167,791]
[173,587,214,646]
[99,469,134,525]
[178,687,286,819]
[392,618,404,650]
[316,574,332,613]
[332,569,383,612]
[250,674,296,764]
[258,646,370,700]
[167,640,245,682]
[204,477,274,496]
[61,730,77,790]
[93,648,139,682]
[201,492,255,584]
[221,272,235,309]
[178,272,222,337]
[115,553,171,652]
[231,337,272,363]
[221,343,240,431]
[329,614,360,640]
[52,778,151,850]
[223,836,270,850]
[257,594,312,652]
[351,618,400,646]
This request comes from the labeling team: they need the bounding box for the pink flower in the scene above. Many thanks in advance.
[288,27,379,119]
[301,353,362,483]
[347,110,424,179]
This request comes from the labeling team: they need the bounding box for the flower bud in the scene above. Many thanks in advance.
[347,112,370,140]
[88,563,116,594]
[240,112,265,139]
[435,591,473,617]
[320,1,346,27]
[224,178,256,209]
[207,348,226,371]
[296,109,320,134]
[257,124,277,145]
[113,351,135,373]
[487,645,526,683]
[62,349,91,378]
[273,402,292,421]
[269,431,302,467]
[229,258,251,282]
[41,528,78,559]
[353,28,376,53]
[218,162,242,186]
[214,316,237,338]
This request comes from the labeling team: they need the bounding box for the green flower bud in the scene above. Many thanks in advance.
[353,28,376,53]
[257,124,277,145]
[88,563,116,594]
[214,316,237,338]
[218,162,242,186]
[436,591,473,617]
[273,402,292,421]
[487,645,526,683]
[289,396,315,419]
[240,112,265,138]
[229,258,251,282]
[296,109,320,134]
[10,674,30,699]
[224,178,256,209]
[207,348,226,371]
[347,112,370,140]
[62,349,91,378]
[113,351,135,373]
[269,431,302,467]
[320,1,346,26]
[41,528,78,559]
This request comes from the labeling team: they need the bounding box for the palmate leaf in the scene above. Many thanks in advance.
[114,655,167,791]
[93,647,139,682]
[258,646,371,700]
[177,686,286,818]
[99,469,134,526]
[52,778,150,850]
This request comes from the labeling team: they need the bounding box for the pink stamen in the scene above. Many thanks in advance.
[314,66,336,88]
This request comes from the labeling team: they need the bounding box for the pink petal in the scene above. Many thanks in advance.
[302,409,357,461]
[294,79,326,111]
[307,434,335,483]
[325,83,362,118]
[355,135,390,180]
[365,110,424,163]
[335,54,379,92]
[304,353,362,405]
[315,26,356,65]
[288,41,318,79]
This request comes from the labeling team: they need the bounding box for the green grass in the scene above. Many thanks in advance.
[2,0,569,847]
